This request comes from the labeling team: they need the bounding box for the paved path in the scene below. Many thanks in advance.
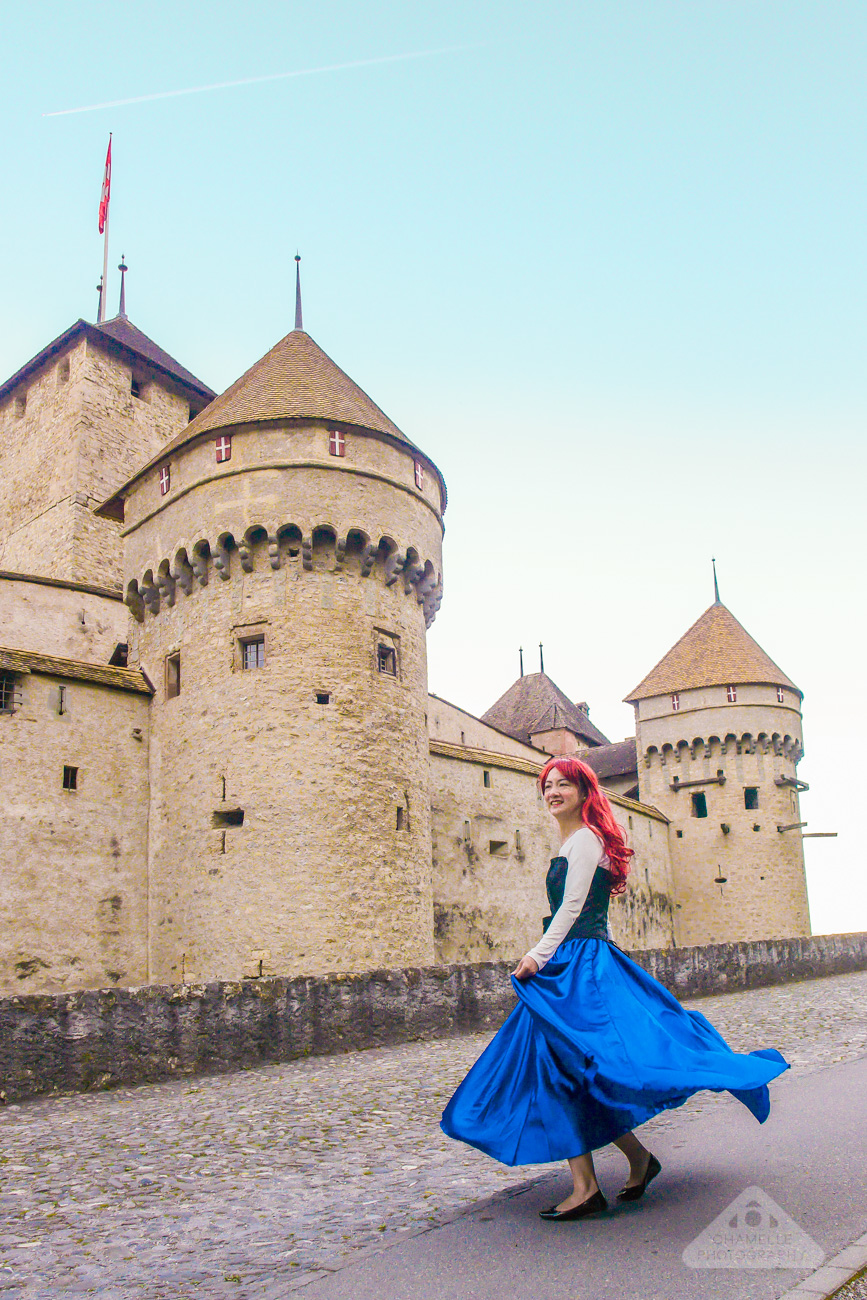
[1,970,866,1299]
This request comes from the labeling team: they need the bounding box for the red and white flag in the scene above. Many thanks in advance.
[98,135,112,234]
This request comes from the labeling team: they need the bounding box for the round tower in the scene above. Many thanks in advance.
[99,320,445,983]
[626,599,810,946]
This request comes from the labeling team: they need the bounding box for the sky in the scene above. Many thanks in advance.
[1,0,864,934]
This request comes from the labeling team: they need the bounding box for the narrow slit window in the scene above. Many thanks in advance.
[58,685,67,715]
[216,435,232,463]
[166,652,181,698]
[58,359,70,384]
[14,394,26,417]
[159,465,171,496]
[396,806,406,830]
[776,686,785,703]
[377,643,397,676]
[329,429,346,457]
[691,792,708,818]
[414,460,424,489]
[671,692,680,711]
[726,685,737,703]
[131,377,142,398]
[242,637,265,670]
[744,787,759,810]
[483,770,491,788]
[62,765,78,791]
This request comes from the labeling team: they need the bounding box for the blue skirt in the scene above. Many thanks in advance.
[440,939,789,1165]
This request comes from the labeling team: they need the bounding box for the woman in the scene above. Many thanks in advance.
[441,756,789,1222]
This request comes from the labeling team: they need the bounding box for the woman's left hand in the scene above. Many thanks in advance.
[512,955,539,980]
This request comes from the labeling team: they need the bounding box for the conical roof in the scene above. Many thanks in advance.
[159,328,412,455]
[625,602,800,702]
[481,673,610,748]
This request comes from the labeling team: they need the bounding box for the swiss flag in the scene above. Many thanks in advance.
[98,135,112,234]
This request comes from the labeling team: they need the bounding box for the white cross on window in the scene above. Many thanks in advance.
[329,430,346,457]
[216,435,232,463]
[159,466,171,495]
[414,460,424,489]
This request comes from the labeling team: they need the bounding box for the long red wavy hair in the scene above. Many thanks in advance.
[539,756,633,895]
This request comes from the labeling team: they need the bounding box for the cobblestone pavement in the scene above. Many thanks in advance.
[2,970,867,1300]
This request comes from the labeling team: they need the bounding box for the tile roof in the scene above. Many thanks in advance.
[625,602,801,702]
[0,318,214,406]
[577,737,638,781]
[94,317,215,400]
[0,646,152,695]
[481,673,610,748]
[161,328,415,452]
[98,327,447,516]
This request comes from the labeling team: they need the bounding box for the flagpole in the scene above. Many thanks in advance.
[100,208,110,323]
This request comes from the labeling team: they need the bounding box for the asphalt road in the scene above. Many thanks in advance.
[301,1053,867,1300]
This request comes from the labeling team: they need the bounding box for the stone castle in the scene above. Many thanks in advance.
[0,280,812,995]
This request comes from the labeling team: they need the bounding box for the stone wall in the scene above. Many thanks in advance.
[0,334,194,588]
[0,673,151,996]
[0,572,127,663]
[2,932,865,1104]
[637,687,810,945]
[429,703,677,962]
[121,418,444,985]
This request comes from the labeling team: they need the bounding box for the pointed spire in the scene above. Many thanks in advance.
[539,642,545,674]
[118,255,128,319]
[519,646,524,677]
[294,253,303,331]
[712,557,720,604]
[96,276,104,322]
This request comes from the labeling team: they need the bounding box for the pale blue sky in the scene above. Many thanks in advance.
[1,1,864,932]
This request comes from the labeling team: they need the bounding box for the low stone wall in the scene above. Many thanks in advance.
[2,932,866,1105]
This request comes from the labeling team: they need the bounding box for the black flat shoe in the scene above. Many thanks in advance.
[616,1153,661,1202]
[539,1189,608,1221]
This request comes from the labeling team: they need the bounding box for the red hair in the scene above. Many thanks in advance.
[539,756,633,896]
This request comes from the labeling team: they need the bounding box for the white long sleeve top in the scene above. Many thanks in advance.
[525,826,610,971]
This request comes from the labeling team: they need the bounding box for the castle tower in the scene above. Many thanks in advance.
[0,315,214,588]
[626,599,810,945]
[97,323,446,982]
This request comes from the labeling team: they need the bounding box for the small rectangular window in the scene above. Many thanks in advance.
[776,686,785,703]
[242,637,265,670]
[377,644,397,675]
[216,435,232,463]
[329,430,346,457]
[131,377,142,398]
[0,671,21,713]
[315,691,330,705]
[691,792,708,818]
[62,765,78,791]
[744,787,759,810]
[726,685,737,703]
[489,839,508,855]
[159,465,171,496]
[671,692,680,711]
[483,770,491,788]
[676,828,683,838]
[166,652,181,698]
[212,808,244,827]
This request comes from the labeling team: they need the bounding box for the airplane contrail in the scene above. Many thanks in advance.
[43,45,479,117]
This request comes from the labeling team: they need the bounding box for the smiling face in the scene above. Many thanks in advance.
[542,766,586,823]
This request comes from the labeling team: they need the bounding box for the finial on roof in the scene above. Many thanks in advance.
[519,646,524,677]
[96,275,104,322]
[294,253,303,331]
[118,255,128,319]
[712,557,720,604]
[539,642,545,674]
